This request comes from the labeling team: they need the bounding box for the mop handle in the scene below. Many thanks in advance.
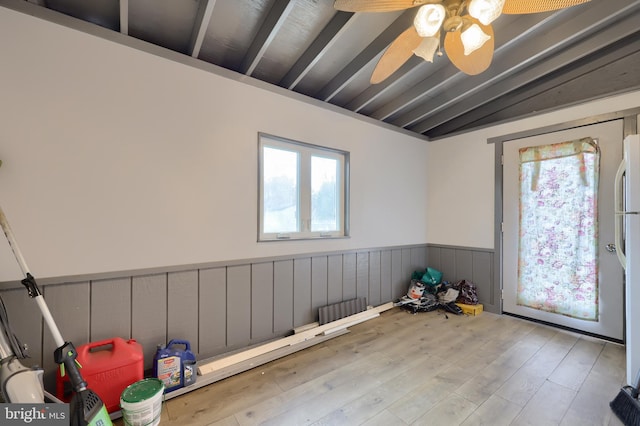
[0,206,65,347]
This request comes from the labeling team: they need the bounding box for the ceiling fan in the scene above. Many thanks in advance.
[333,0,591,83]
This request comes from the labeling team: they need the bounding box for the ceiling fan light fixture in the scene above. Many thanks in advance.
[443,15,464,32]
[413,36,440,62]
[468,0,505,25]
[413,4,446,37]
[461,23,491,55]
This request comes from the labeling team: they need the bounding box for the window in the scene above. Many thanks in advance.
[259,133,349,241]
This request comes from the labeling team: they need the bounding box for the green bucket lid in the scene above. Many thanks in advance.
[121,378,164,403]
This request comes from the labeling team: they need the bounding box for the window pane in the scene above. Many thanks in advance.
[258,133,348,241]
[311,155,338,232]
[263,147,298,233]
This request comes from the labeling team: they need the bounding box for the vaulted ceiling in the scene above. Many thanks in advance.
[17,0,640,139]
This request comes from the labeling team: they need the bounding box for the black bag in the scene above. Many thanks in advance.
[453,280,479,305]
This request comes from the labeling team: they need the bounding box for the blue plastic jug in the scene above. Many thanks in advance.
[153,339,197,393]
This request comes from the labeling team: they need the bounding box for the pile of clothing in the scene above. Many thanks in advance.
[394,267,479,315]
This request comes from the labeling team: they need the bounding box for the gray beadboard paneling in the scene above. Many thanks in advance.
[368,251,381,307]
[311,256,328,319]
[356,252,369,302]
[131,274,167,370]
[227,265,251,349]
[327,255,343,305]
[397,246,428,298]
[199,267,226,355]
[455,250,474,283]
[411,246,428,270]
[380,250,392,303]
[293,258,312,327]
[440,248,457,281]
[426,245,496,313]
[427,246,441,270]
[167,270,199,350]
[342,253,356,300]
[90,277,131,342]
[391,249,404,299]
[273,260,294,333]
[0,243,444,394]
[401,248,412,280]
[251,262,274,342]
[472,251,494,307]
[42,282,91,391]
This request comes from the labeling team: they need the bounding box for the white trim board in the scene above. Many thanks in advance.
[198,302,394,375]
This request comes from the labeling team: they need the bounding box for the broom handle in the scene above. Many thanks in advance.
[632,369,640,398]
[0,207,65,347]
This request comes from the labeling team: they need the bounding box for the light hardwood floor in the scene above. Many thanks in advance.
[120,308,627,425]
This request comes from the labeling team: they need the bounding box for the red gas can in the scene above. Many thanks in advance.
[56,337,144,413]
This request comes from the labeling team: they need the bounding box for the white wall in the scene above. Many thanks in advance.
[0,5,429,281]
[427,89,640,249]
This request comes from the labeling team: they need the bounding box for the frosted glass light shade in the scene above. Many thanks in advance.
[461,24,491,55]
[414,4,446,37]
[413,36,440,62]
[468,0,505,25]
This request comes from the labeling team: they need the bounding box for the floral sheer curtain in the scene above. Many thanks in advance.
[517,137,600,321]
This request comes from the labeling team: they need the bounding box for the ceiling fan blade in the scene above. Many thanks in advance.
[502,0,590,14]
[444,22,494,75]
[334,0,439,13]
[371,26,423,84]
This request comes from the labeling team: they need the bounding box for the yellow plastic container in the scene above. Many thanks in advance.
[456,303,483,316]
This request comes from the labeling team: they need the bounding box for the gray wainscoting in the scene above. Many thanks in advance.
[427,244,497,313]
[0,245,425,391]
[0,243,494,392]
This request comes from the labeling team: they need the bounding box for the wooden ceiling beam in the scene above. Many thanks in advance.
[119,0,127,35]
[279,11,355,90]
[316,9,415,102]
[425,33,640,138]
[240,0,296,76]
[188,0,216,58]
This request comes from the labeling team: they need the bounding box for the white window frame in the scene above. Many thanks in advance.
[258,133,349,241]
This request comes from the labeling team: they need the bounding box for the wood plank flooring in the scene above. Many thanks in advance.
[116,308,627,425]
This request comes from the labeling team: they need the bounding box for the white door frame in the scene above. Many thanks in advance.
[489,107,640,342]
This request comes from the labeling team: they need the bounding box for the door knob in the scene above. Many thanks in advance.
[606,243,616,253]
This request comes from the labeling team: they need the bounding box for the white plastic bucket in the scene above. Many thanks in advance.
[120,378,164,426]
[407,280,425,299]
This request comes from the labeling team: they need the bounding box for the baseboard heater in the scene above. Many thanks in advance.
[319,297,368,325]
